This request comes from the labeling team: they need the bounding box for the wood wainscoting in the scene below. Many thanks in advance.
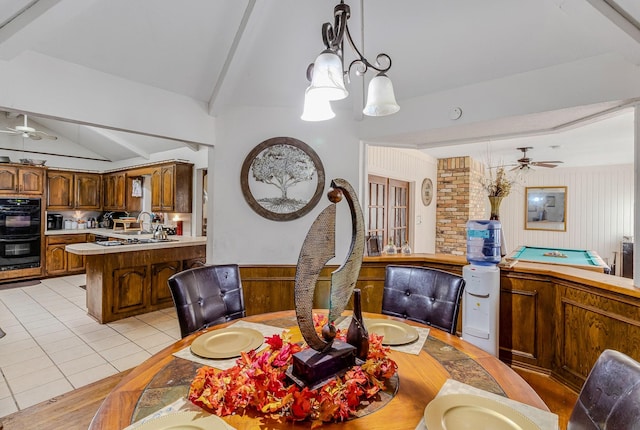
[240,254,640,394]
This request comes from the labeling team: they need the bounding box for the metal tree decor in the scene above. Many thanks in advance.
[241,137,325,221]
[288,178,367,388]
[252,145,315,211]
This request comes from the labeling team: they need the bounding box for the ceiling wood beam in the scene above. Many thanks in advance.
[88,126,150,160]
[586,0,640,44]
[207,0,256,117]
[0,0,62,47]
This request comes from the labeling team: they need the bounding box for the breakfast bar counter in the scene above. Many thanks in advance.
[65,233,206,255]
[66,234,206,324]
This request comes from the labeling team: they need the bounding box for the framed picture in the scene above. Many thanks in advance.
[366,235,382,256]
[240,137,325,221]
[525,186,567,231]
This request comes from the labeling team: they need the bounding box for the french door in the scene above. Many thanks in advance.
[367,175,410,249]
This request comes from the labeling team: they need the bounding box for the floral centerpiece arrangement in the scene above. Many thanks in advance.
[188,315,398,428]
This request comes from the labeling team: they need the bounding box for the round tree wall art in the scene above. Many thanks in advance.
[240,137,325,221]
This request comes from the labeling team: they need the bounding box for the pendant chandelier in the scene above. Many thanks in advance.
[301,1,400,122]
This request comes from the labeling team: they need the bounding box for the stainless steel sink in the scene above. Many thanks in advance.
[135,238,177,244]
[114,230,152,235]
[95,238,178,246]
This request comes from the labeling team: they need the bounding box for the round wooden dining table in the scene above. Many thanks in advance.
[89,310,548,430]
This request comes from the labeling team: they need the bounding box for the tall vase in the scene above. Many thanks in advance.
[488,196,503,220]
[487,196,507,257]
[346,289,369,361]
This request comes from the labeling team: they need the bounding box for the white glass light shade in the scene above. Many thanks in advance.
[307,50,348,101]
[362,73,400,117]
[301,87,335,121]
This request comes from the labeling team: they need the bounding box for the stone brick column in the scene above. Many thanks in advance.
[436,156,486,255]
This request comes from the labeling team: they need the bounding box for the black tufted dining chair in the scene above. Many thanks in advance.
[382,265,465,334]
[568,349,640,429]
[167,264,246,338]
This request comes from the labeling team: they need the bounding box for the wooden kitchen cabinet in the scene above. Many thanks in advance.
[0,164,45,195]
[103,172,126,210]
[47,171,74,208]
[151,261,181,306]
[112,266,149,316]
[45,234,88,276]
[47,170,101,210]
[75,173,101,209]
[151,163,192,213]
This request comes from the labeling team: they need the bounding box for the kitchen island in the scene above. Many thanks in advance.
[66,232,206,323]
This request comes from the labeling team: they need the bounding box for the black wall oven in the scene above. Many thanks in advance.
[0,198,41,271]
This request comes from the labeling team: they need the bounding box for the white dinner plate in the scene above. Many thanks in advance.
[424,394,541,430]
[190,327,263,359]
[364,319,419,345]
[135,411,231,430]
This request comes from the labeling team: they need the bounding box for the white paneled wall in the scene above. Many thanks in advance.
[367,145,438,254]
[495,164,634,266]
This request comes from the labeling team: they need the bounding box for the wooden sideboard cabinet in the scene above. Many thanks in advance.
[0,164,45,195]
[45,234,88,276]
[47,170,101,210]
[151,163,192,213]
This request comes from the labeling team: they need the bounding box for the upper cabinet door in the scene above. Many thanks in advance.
[151,168,162,211]
[103,172,126,211]
[0,166,19,193]
[75,173,101,210]
[0,166,44,195]
[160,165,175,211]
[47,171,74,208]
[18,168,44,194]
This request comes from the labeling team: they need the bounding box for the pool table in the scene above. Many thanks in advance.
[507,246,610,273]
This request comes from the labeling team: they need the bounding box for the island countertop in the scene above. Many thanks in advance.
[65,232,206,255]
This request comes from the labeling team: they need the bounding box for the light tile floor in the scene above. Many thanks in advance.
[0,274,181,419]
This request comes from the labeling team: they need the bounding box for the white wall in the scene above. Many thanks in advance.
[209,106,361,265]
[492,164,634,267]
[366,145,438,253]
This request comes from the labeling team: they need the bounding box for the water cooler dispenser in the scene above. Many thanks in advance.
[462,220,501,356]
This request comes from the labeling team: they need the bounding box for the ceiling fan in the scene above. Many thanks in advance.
[0,114,58,140]
[509,147,562,171]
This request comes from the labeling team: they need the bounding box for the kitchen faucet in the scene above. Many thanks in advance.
[137,211,153,233]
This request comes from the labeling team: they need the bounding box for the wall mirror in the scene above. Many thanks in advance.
[525,186,567,231]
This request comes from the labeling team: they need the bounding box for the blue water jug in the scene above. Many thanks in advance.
[466,220,501,266]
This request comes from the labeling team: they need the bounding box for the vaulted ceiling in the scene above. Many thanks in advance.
[0,0,638,166]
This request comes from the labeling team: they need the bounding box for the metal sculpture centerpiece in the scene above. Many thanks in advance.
[288,178,368,388]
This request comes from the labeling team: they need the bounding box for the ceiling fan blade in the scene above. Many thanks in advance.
[532,160,563,164]
[0,130,19,135]
[32,130,57,140]
[531,162,561,168]
[489,163,518,169]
